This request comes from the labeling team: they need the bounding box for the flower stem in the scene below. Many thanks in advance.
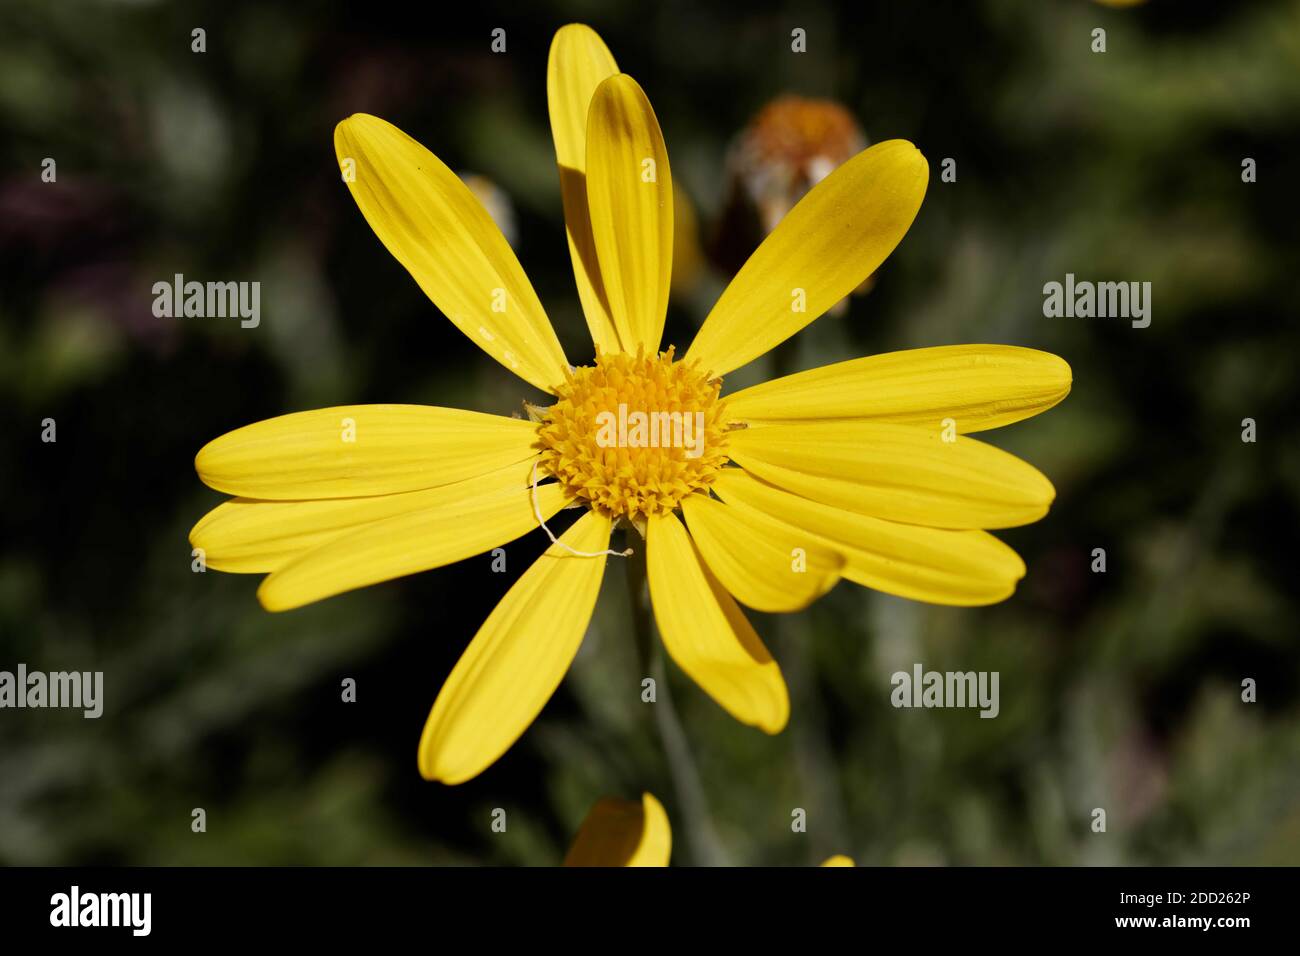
[625,535,731,866]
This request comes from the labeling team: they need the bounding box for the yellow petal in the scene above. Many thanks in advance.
[564,792,672,867]
[726,345,1072,432]
[195,405,539,500]
[189,458,538,574]
[257,480,572,612]
[335,113,568,392]
[585,73,673,353]
[646,511,788,732]
[820,855,856,867]
[547,24,622,354]
[727,421,1055,529]
[712,469,1025,607]
[680,492,842,612]
[418,510,613,784]
[685,140,928,376]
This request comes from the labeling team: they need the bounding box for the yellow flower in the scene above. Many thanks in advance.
[564,793,672,867]
[190,23,1071,785]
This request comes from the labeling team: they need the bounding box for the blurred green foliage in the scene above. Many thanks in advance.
[1,0,1297,865]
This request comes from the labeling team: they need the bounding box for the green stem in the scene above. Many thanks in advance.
[625,540,653,675]
[625,530,730,866]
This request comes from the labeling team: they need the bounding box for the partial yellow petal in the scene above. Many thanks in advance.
[727,421,1055,529]
[257,480,572,612]
[547,24,622,354]
[195,405,540,499]
[680,492,842,612]
[189,458,538,574]
[418,510,612,784]
[685,140,928,376]
[335,113,568,392]
[564,793,672,867]
[586,73,673,353]
[820,855,856,867]
[712,469,1026,607]
[726,345,1072,432]
[646,511,788,732]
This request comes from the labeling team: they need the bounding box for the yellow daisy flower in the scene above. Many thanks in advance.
[189,24,1071,786]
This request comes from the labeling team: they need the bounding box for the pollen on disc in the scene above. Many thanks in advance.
[537,348,731,520]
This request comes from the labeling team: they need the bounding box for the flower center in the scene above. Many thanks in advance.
[537,348,730,520]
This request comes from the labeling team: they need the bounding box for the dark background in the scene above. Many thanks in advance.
[1,0,1297,865]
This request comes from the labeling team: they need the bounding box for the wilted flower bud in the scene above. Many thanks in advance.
[711,96,872,312]
[729,95,866,234]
